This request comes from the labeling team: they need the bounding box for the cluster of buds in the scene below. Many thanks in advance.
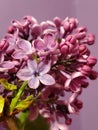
[0,16,97,130]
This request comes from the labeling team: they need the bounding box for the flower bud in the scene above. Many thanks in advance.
[89,70,98,80]
[66,35,76,45]
[40,21,49,31]
[23,15,38,25]
[87,34,95,45]
[60,44,69,54]
[81,65,91,76]
[7,26,16,34]
[53,17,61,27]
[81,79,89,88]
[0,39,9,51]
[75,32,86,40]
[76,27,87,33]
[69,18,78,30]
[65,118,72,125]
[87,56,97,66]
[75,27,87,40]
[79,44,88,55]
[31,24,41,36]
[12,20,22,30]
[75,100,83,109]
[62,18,70,31]
[69,18,78,27]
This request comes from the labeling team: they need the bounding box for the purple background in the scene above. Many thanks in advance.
[0,0,98,130]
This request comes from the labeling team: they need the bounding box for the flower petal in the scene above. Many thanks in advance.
[17,39,32,54]
[44,34,53,47]
[60,70,70,78]
[5,34,16,52]
[0,53,4,63]
[17,67,32,80]
[0,67,8,72]
[69,93,78,103]
[28,76,39,89]
[71,72,83,79]
[12,50,26,59]
[38,61,51,75]
[68,103,79,114]
[27,60,37,73]
[39,74,55,85]
[34,38,46,50]
[64,78,71,90]
[39,108,51,118]
[0,61,14,72]
[70,80,81,92]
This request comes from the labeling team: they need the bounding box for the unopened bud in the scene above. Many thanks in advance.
[65,118,72,125]
[87,34,95,45]
[0,39,9,51]
[79,44,87,54]
[81,65,91,75]
[53,17,61,27]
[87,56,97,66]
[76,27,87,33]
[61,45,69,54]
[31,24,41,36]
[89,70,98,80]
[62,18,70,31]
[75,100,83,109]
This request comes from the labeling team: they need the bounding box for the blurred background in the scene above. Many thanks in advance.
[0,0,98,130]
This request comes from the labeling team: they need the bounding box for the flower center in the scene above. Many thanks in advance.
[34,71,39,77]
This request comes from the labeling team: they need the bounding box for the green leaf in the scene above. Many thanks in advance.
[0,79,17,90]
[15,95,33,111]
[17,110,29,130]
[19,110,29,124]
[0,96,5,116]
[24,115,50,130]
[10,81,28,115]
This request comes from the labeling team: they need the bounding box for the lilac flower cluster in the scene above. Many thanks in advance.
[0,16,97,130]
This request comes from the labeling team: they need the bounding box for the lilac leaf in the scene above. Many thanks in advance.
[0,79,17,90]
[0,96,5,115]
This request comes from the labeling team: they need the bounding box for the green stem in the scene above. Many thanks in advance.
[10,81,28,115]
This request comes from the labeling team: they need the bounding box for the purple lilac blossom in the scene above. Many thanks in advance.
[0,16,97,130]
[17,60,55,89]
